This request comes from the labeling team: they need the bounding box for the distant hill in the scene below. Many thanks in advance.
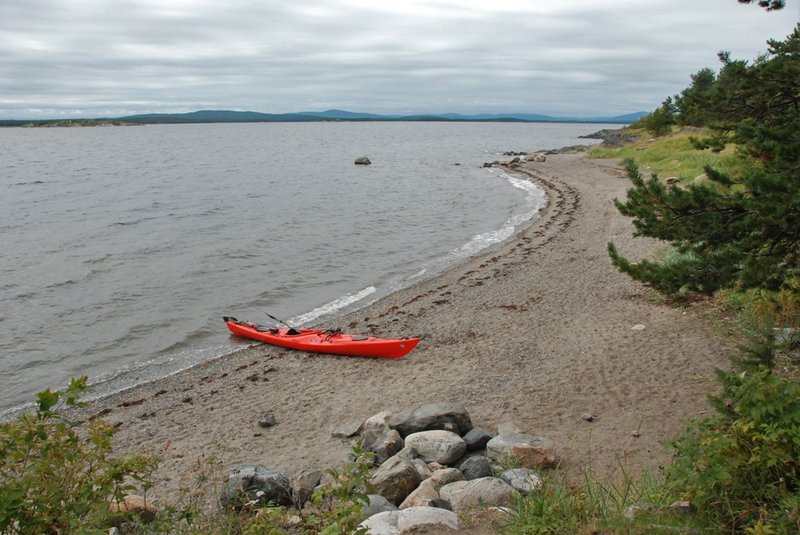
[116,109,647,125]
[118,110,320,123]
[0,109,647,127]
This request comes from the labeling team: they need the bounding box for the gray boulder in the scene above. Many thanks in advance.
[500,468,542,494]
[359,506,460,534]
[462,426,494,451]
[459,456,493,480]
[219,464,291,510]
[485,433,556,467]
[361,412,404,464]
[398,478,444,510]
[389,402,473,437]
[439,477,519,514]
[362,494,398,518]
[411,458,433,481]
[403,430,466,465]
[331,419,363,438]
[291,468,322,509]
[361,411,391,444]
[371,454,422,506]
[355,156,372,165]
[429,467,465,487]
[363,428,404,464]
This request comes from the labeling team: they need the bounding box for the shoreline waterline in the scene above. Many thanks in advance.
[5,122,614,412]
[1,164,550,418]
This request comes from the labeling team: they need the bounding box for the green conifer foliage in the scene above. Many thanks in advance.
[609,24,800,295]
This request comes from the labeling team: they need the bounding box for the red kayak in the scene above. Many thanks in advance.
[223,317,419,359]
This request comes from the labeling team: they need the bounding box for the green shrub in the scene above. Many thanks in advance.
[0,377,157,534]
[301,444,374,535]
[664,367,800,533]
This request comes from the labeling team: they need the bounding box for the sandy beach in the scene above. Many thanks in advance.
[81,152,734,502]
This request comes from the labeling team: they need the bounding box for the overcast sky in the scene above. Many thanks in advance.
[1,0,797,119]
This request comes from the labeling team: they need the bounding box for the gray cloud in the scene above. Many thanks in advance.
[0,0,797,118]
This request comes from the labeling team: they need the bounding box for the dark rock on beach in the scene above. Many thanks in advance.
[579,128,640,146]
[389,401,473,437]
[463,426,494,451]
[459,455,493,480]
[220,464,292,510]
[370,452,422,506]
[291,468,322,509]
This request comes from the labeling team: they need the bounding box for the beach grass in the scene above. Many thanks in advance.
[589,127,755,184]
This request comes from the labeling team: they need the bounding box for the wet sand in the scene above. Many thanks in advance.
[81,152,733,501]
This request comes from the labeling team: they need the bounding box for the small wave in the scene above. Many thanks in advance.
[11,180,47,186]
[157,327,218,355]
[408,268,428,280]
[85,343,240,402]
[44,278,79,290]
[292,286,377,326]
[396,172,547,285]
[453,225,517,258]
[110,216,156,227]
[83,253,112,265]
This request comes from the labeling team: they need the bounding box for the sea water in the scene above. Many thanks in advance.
[0,121,615,412]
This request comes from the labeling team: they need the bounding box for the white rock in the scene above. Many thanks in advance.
[359,506,460,534]
[399,479,440,509]
[500,468,542,494]
[411,458,432,481]
[404,430,466,465]
[439,477,519,514]
[429,467,465,487]
[485,433,556,467]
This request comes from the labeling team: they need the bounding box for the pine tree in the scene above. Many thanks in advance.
[609,24,800,295]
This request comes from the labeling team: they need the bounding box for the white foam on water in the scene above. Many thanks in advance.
[449,171,547,260]
[292,285,377,326]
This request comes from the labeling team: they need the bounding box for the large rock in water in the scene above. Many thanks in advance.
[354,156,372,165]
[219,464,292,510]
[389,402,473,437]
[403,430,466,465]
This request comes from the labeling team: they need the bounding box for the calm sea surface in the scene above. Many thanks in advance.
[0,121,614,411]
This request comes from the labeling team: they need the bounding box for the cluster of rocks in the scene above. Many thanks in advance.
[482,128,639,169]
[579,128,640,147]
[219,402,556,534]
[483,152,548,169]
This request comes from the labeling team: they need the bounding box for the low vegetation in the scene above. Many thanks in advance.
[0,377,157,534]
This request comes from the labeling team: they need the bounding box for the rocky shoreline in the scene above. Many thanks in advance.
[77,150,733,531]
[215,402,552,533]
